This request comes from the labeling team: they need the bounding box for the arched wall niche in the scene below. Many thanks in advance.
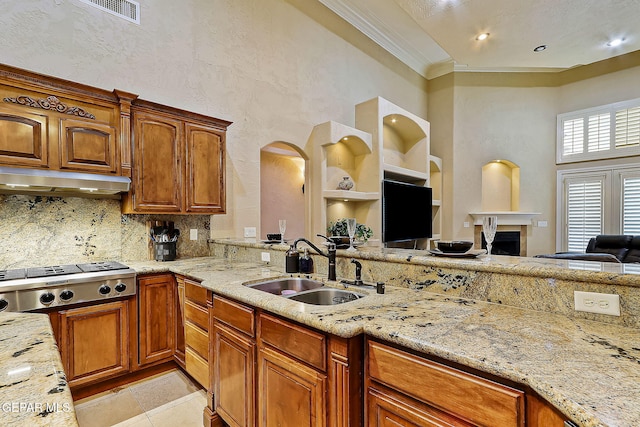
[260,141,309,241]
[481,159,520,212]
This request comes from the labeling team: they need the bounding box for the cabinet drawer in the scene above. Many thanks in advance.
[185,321,208,360]
[213,295,255,337]
[368,340,524,427]
[185,300,208,331]
[185,347,209,389]
[259,313,326,371]
[185,281,208,306]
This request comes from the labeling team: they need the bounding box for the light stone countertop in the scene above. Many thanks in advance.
[127,256,640,427]
[0,312,77,426]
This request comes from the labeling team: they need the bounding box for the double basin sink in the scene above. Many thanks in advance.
[244,277,364,305]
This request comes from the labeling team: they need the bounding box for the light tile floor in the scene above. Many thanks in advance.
[74,369,207,427]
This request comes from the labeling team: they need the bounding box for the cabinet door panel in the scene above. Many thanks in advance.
[185,347,209,389]
[185,321,208,360]
[0,108,48,167]
[185,122,225,213]
[132,112,182,212]
[60,118,117,173]
[367,386,472,427]
[214,322,255,427]
[258,345,326,427]
[138,274,176,365]
[59,300,130,388]
[368,340,524,427]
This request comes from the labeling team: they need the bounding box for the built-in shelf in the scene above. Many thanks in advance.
[469,212,540,226]
[383,164,428,182]
[323,190,379,201]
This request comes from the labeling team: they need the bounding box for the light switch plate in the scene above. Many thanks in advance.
[244,227,257,238]
[574,291,620,316]
[537,220,548,227]
[190,229,198,240]
[261,252,271,263]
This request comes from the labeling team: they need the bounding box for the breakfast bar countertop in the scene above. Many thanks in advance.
[0,312,77,426]
[127,256,640,427]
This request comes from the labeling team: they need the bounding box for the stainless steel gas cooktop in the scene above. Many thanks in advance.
[0,261,136,312]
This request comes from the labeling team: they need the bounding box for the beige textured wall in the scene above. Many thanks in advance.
[0,0,429,243]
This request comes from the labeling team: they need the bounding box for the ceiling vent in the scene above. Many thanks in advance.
[78,0,140,24]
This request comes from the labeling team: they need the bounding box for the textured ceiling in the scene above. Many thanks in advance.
[319,0,640,77]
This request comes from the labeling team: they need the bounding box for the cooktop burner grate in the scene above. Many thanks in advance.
[0,269,26,282]
[77,261,130,273]
[27,265,82,278]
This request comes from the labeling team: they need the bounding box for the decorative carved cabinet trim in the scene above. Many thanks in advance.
[4,95,96,119]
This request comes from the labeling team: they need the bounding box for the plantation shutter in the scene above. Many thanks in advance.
[563,118,584,156]
[587,113,610,152]
[615,106,640,149]
[558,98,640,163]
[622,175,640,235]
[565,177,604,252]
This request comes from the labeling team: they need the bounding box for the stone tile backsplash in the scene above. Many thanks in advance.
[0,194,210,268]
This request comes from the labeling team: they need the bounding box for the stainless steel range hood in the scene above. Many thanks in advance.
[0,166,130,197]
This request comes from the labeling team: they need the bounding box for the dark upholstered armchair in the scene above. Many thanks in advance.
[535,235,640,263]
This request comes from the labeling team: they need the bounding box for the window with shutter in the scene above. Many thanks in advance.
[622,175,640,235]
[557,98,640,163]
[558,166,640,251]
[565,176,605,252]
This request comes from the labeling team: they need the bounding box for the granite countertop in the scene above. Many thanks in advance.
[128,256,640,427]
[0,313,77,426]
[212,238,640,287]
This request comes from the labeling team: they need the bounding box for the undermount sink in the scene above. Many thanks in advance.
[286,288,364,305]
[244,277,324,295]
[244,278,365,305]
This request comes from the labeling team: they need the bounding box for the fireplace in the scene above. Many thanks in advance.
[481,231,521,256]
[473,224,529,256]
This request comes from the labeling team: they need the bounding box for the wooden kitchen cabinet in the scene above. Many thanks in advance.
[366,339,525,427]
[212,295,256,427]
[183,277,211,388]
[122,100,230,214]
[210,295,362,427]
[138,274,176,366]
[56,299,133,388]
[0,64,129,175]
[258,345,326,427]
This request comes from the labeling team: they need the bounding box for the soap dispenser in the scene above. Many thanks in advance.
[299,247,314,274]
[285,245,299,273]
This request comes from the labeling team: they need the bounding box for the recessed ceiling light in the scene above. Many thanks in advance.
[476,33,490,41]
[607,38,624,47]
[533,45,547,52]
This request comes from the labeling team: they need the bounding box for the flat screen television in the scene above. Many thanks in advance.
[382,179,432,243]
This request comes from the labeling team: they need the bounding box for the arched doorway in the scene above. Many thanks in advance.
[260,142,308,241]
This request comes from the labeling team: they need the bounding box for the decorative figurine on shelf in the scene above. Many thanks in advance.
[337,176,354,191]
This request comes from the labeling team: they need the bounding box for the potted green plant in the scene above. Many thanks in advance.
[327,218,373,244]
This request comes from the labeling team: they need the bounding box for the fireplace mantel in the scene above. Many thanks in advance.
[469,212,540,226]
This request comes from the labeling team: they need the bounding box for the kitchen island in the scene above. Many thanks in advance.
[125,251,640,427]
[0,312,78,426]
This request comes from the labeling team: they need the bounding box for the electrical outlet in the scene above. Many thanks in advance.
[574,291,620,316]
[190,229,198,241]
[261,252,271,263]
[463,221,470,228]
[244,227,257,238]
